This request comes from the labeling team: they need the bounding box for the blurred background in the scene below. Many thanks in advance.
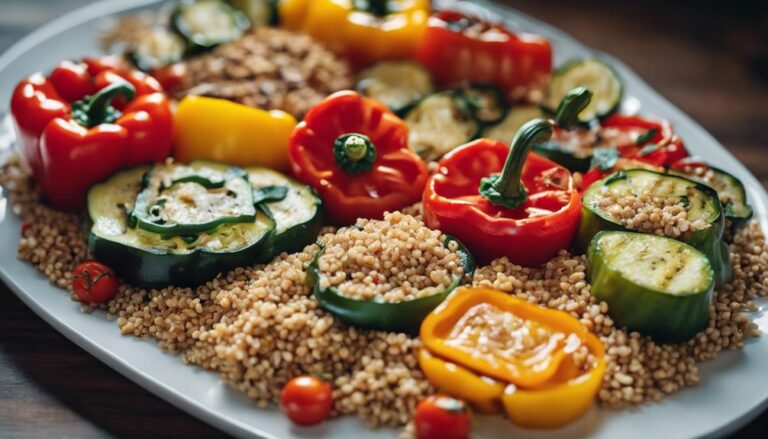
[1,0,767,437]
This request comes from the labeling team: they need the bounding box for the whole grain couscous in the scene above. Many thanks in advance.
[316,212,465,303]
[2,155,768,429]
[175,27,353,118]
[593,190,710,238]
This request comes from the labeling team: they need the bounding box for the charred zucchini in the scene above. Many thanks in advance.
[577,169,731,287]
[357,61,434,115]
[544,59,622,121]
[405,92,480,161]
[456,83,507,125]
[671,162,753,225]
[588,231,714,343]
[171,0,249,53]
[483,105,544,145]
[226,0,277,27]
[87,165,274,288]
[127,28,186,72]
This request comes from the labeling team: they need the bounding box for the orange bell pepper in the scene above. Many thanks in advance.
[419,287,605,428]
[279,0,429,66]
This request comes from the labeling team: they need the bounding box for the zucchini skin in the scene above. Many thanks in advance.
[576,170,731,287]
[308,237,475,334]
[263,201,322,257]
[532,141,591,173]
[587,231,714,343]
[545,58,623,121]
[170,0,250,54]
[88,213,274,289]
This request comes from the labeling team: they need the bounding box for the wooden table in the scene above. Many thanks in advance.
[1,0,766,437]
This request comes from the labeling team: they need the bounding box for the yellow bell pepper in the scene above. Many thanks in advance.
[278,0,429,66]
[419,287,606,428]
[173,96,297,171]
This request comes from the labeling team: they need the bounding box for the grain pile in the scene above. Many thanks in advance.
[176,27,353,117]
[317,213,465,302]
[2,155,767,428]
[593,190,710,238]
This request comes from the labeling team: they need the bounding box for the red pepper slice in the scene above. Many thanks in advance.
[288,91,429,225]
[10,57,172,211]
[415,10,552,103]
[599,114,688,166]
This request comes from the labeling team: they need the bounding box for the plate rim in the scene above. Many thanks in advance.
[0,1,766,438]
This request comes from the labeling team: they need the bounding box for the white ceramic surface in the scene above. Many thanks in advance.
[1,1,767,438]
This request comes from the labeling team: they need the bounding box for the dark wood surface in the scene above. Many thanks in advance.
[1,1,767,437]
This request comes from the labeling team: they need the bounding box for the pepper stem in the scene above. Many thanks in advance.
[479,119,554,209]
[554,86,593,130]
[71,81,137,128]
[333,133,377,175]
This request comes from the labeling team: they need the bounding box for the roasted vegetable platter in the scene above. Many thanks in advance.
[1,0,768,438]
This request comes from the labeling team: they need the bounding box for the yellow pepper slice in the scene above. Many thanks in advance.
[501,333,605,428]
[419,287,606,428]
[418,348,504,414]
[173,96,296,171]
[279,0,429,65]
[421,287,594,387]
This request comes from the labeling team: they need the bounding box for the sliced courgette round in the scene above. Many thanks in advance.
[405,92,480,161]
[127,28,186,72]
[544,59,622,121]
[171,0,250,53]
[226,0,277,27]
[483,105,544,145]
[671,165,753,225]
[588,230,714,343]
[456,83,508,125]
[245,166,322,256]
[578,169,731,287]
[87,165,274,288]
[357,61,434,115]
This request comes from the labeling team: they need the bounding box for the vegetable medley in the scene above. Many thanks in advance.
[3,0,767,437]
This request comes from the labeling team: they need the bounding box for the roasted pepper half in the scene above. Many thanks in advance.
[422,93,587,266]
[279,0,429,66]
[415,10,552,103]
[173,96,297,171]
[10,57,172,210]
[288,91,429,225]
[420,287,605,428]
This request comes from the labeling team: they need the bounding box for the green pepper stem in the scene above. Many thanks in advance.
[333,133,377,175]
[554,86,593,130]
[71,81,137,128]
[479,119,553,209]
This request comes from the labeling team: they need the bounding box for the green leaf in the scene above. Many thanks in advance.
[590,147,620,172]
[635,128,659,145]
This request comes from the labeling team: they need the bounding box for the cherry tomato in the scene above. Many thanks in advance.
[72,261,119,303]
[281,376,333,426]
[414,395,471,439]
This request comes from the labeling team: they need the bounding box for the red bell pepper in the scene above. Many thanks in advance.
[599,114,688,166]
[423,122,581,266]
[580,114,689,190]
[288,91,429,225]
[10,57,173,211]
[415,10,552,103]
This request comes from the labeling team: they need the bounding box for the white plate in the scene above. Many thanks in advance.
[1,1,767,438]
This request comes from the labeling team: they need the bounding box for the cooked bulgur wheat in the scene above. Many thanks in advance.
[317,213,465,302]
[175,27,353,117]
[2,155,767,428]
[594,190,710,238]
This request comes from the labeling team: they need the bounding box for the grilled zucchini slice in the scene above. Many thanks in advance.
[357,61,434,115]
[405,92,480,161]
[544,59,622,121]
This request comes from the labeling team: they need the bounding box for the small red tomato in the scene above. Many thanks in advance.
[72,261,119,303]
[414,395,471,439]
[281,376,333,426]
